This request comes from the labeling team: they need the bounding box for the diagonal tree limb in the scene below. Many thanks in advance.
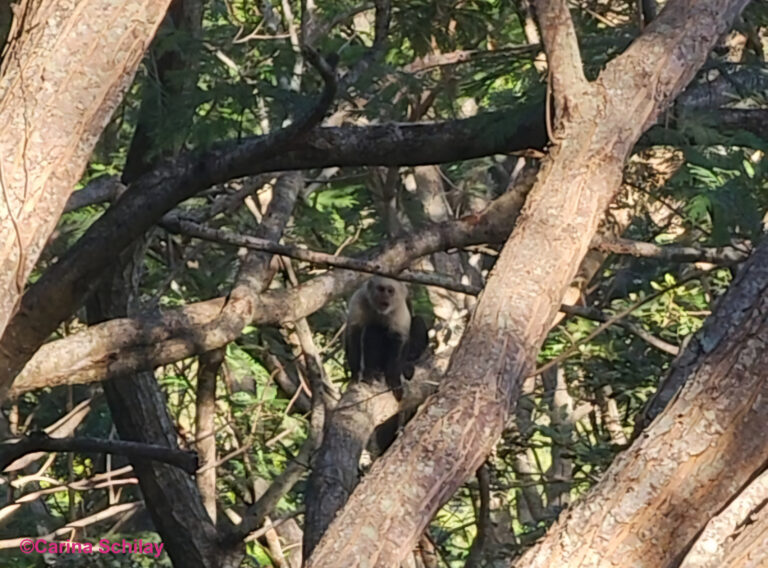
[304,0,750,565]
[0,106,546,392]
[8,181,532,397]
[0,51,340,400]
[161,216,479,294]
[11,186,748,397]
[0,0,172,350]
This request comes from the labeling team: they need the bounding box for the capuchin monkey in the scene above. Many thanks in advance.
[345,276,428,400]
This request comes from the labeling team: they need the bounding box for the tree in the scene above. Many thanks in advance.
[0,0,171,388]
[0,0,765,566]
[305,0,752,564]
[518,234,768,566]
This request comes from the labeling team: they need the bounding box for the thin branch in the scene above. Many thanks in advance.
[559,303,679,355]
[162,216,480,294]
[4,395,98,472]
[535,271,706,375]
[337,0,391,90]
[302,4,373,47]
[0,502,142,549]
[465,463,492,568]
[221,434,315,545]
[403,46,540,74]
[0,433,198,474]
[593,236,751,265]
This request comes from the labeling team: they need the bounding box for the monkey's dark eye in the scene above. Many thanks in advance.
[377,285,385,292]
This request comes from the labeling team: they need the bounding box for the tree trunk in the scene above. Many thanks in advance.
[0,0,170,379]
[304,0,750,565]
[516,234,768,567]
[303,382,397,557]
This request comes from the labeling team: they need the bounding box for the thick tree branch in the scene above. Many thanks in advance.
[0,53,340,398]
[11,191,744,397]
[519,224,768,567]
[304,0,750,564]
[677,66,768,111]
[714,108,768,140]
[0,0,172,349]
[607,0,750,133]
[0,433,198,474]
[0,105,547,397]
[9,185,531,397]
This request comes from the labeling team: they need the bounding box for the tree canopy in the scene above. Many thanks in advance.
[0,0,766,567]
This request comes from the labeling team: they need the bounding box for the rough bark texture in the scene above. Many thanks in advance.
[714,496,768,568]
[85,6,227,564]
[304,0,750,565]
[303,382,398,557]
[0,0,171,380]
[680,470,768,568]
[100,367,226,567]
[90,174,298,567]
[516,231,768,568]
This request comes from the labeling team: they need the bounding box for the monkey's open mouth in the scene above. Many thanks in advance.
[377,301,390,311]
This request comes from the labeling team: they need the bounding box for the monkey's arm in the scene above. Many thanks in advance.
[383,331,407,401]
[402,315,428,380]
[406,315,428,361]
[345,325,363,380]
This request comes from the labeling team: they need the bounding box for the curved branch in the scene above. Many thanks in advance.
[9,185,532,397]
[0,104,547,396]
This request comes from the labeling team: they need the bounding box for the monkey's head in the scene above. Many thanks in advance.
[366,276,405,315]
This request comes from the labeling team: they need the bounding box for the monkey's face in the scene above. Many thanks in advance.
[369,279,400,314]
